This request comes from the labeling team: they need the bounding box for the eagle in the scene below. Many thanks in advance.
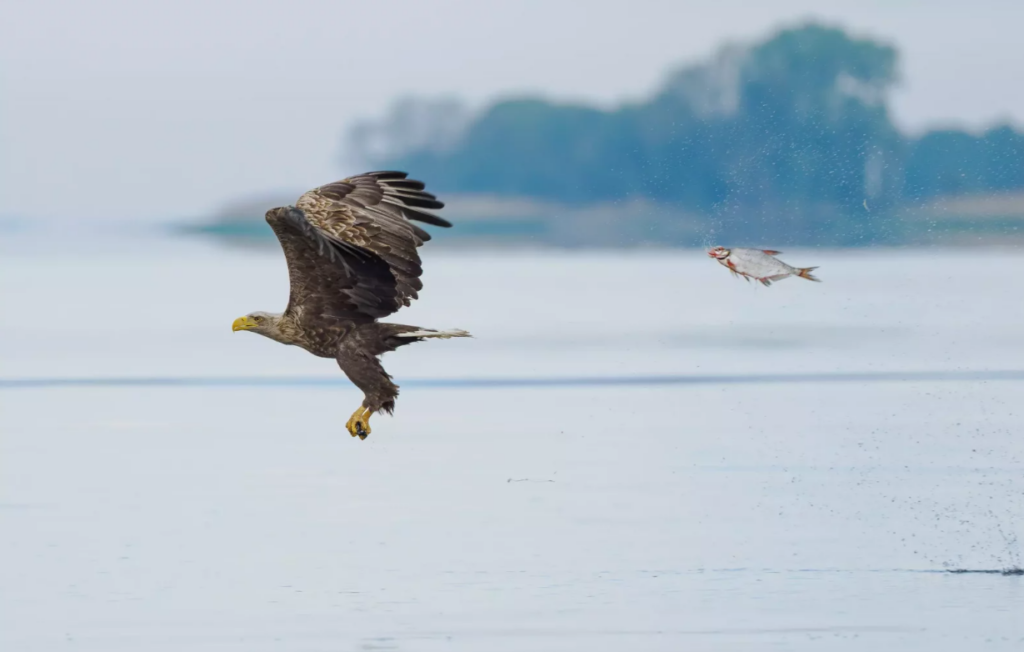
[232,171,470,440]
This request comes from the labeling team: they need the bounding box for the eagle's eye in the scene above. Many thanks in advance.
[253,315,264,322]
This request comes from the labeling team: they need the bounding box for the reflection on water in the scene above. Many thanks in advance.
[4,369,1024,390]
[1,237,1023,651]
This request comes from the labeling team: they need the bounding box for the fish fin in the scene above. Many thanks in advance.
[762,250,782,256]
[766,273,790,282]
[759,277,772,287]
[797,267,821,282]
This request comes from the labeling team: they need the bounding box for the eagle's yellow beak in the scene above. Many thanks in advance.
[232,316,257,332]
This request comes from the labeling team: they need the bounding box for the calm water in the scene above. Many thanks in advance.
[2,236,1023,650]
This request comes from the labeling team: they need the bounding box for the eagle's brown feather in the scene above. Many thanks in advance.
[266,171,451,336]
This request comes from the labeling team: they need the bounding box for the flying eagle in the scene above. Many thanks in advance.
[232,171,470,440]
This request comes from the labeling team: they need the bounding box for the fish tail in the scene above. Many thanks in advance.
[797,267,821,282]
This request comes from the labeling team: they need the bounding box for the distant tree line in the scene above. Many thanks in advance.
[347,24,1024,243]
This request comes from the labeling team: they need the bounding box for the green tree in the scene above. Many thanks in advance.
[905,126,1024,199]
[354,23,1024,244]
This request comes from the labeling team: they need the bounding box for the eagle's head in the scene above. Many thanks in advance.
[707,246,730,260]
[232,311,285,340]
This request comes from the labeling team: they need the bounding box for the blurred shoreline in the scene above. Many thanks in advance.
[175,189,1024,249]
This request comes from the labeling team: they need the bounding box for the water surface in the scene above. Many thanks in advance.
[2,239,1023,650]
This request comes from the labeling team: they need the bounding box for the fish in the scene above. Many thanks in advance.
[707,246,821,287]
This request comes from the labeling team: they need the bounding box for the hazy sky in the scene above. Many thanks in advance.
[2,0,1022,220]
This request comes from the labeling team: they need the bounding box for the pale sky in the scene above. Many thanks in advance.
[1,0,1022,221]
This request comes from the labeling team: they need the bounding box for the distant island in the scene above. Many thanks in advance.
[191,23,1024,248]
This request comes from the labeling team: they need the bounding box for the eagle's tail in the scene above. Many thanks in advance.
[394,328,472,340]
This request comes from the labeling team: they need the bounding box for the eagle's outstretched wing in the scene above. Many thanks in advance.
[265,171,451,325]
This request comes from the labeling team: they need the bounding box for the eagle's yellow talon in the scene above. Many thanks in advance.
[345,406,372,440]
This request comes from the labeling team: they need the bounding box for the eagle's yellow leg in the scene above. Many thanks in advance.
[345,406,373,440]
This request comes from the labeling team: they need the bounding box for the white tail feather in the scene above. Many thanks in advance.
[396,328,472,339]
